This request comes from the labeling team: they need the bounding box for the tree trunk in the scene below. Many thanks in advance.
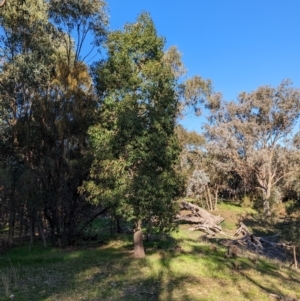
[0,0,6,8]
[293,246,298,269]
[8,210,15,247]
[44,207,56,246]
[133,220,145,258]
[206,186,213,211]
[263,200,271,216]
[214,187,219,211]
[263,187,271,217]
[8,176,16,247]
[38,219,47,247]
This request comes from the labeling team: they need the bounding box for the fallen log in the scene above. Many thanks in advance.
[234,222,251,237]
[177,201,224,235]
[228,223,297,263]
[176,214,207,224]
[180,201,224,224]
[189,223,222,236]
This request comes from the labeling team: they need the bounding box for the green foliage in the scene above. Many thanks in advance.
[181,75,212,116]
[269,187,282,206]
[205,80,300,212]
[49,0,108,57]
[82,13,184,234]
[0,0,108,246]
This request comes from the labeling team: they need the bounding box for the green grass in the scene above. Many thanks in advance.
[0,204,299,301]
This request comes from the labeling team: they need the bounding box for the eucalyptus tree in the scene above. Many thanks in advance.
[49,0,107,62]
[175,125,205,173]
[175,126,228,210]
[0,0,108,245]
[161,45,212,117]
[0,0,56,244]
[205,80,300,215]
[82,13,184,258]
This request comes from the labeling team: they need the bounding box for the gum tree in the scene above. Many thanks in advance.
[0,0,108,245]
[205,80,300,215]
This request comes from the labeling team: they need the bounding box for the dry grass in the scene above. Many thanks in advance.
[0,203,299,301]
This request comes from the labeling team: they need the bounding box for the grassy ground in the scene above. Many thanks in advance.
[0,203,299,301]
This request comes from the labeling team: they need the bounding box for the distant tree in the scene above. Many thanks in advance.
[161,46,212,117]
[175,125,205,173]
[186,169,210,204]
[82,13,184,258]
[205,80,300,215]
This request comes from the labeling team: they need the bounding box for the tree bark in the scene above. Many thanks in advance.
[205,186,213,211]
[263,184,271,216]
[293,246,298,269]
[8,210,15,247]
[0,0,6,8]
[180,201,224,224]
[38,219,47,247]
[177,201,224,235]
[263,199,271,216]
[133,220,145,258]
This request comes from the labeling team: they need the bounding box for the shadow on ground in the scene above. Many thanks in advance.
[0,230,299,301]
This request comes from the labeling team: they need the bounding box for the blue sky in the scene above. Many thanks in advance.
[105,1,300,132]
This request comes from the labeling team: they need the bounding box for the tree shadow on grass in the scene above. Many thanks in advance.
[0,238,202,301]
[238,264,300,301]
[1,233,300,301]
[188,241,300,301]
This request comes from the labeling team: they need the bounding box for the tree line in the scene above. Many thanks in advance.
[0,0,300,257]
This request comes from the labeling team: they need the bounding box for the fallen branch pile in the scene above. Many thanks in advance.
[233,222,298,267]
[176,201,224,236]
[176,202,298,267]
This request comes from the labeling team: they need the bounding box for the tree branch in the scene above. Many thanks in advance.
[0,0,6,8]
[273,170,298,186]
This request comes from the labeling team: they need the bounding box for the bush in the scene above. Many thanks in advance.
[241,195,254,208]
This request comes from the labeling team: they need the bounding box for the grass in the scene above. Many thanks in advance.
[0,203,299,301]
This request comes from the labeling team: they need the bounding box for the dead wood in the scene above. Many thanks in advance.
[220,222,299,266]
[180,201,224,224]
[234,222,251,236]
[176,214,207,224]
[177,201,224,235]
[188,223,222,236]
[177,201,298,266]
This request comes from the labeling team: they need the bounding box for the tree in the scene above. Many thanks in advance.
[82,13,184,258]
[0,0,56,245]
[186,169,210,201]
[0,0,108,246]
[49,0,107,62]
[205,80,300,215]
[175,125,205,174]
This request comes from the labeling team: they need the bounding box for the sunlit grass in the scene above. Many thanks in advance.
[0,204,299,301]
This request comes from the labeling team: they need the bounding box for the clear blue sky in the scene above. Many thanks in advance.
[104,1,300,131]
